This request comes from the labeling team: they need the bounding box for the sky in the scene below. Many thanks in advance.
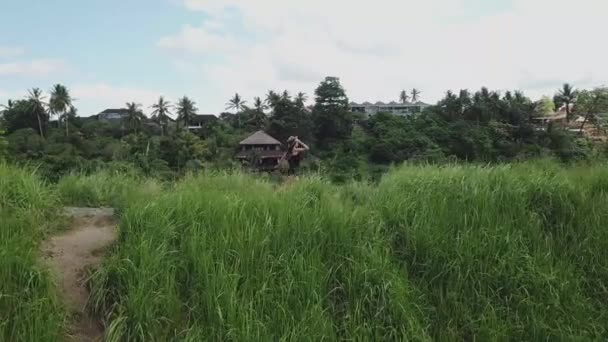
[0,0,606,116]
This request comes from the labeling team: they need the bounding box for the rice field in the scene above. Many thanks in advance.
[2,161,608,340]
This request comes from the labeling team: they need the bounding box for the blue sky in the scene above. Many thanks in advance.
[1,0,606,116]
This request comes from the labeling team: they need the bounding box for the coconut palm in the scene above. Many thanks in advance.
[49,84,73,135]
[150,96,172,136]
[399,90,409,104]
[411,88,421,102]
[176,96,198,130]
[555,83,578,122]
[295,92,307,108]
[265,91,280,110]
[26,88,48,137]
[226,93,246,128]
[253,97,267,112]
[0,99,14,111]
[125,102,145,133]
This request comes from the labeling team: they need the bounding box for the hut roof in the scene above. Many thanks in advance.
[239,130,282,146]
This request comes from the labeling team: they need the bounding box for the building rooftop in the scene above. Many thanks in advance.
[351,101,430,107]
[98,108,129,115]
[189,114,218,124]
[239,130,282,146]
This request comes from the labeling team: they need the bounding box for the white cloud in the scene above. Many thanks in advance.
[71,83,169,116]
[0,46,25,58]
[157,23,242,55]
[161,0,608,112]
[0,59,68,77]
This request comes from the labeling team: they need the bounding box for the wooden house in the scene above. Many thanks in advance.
[235,131,284,171]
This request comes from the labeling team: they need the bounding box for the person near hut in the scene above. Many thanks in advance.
[280,136,309,175]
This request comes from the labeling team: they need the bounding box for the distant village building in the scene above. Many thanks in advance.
[235,131,284,171]
[532,104,573,127]
[187,114,218,131]
[97,108,129,121]
[350,101,430,117]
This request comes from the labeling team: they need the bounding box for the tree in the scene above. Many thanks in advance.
[253,97,266,112]
[176,96,198,130]
[411,88,421,102]
[312,77,352,146]
[248,97,267,129]
[1,99,14,112]
[555,83,578,122]
[63,106,77,131]
[295,92,308,109]
[265,89,313,142]
[151,96,172,136]
[26,88,48,137]
[576,87,608,133]
[535,96,555,116]
[125,102,145,133]
[265,91,281,109]
[399,90,409,104]
[225,93,246,128]
[49,84,73,136]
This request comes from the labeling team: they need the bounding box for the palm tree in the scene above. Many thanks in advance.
[265,91,280,110]
[150,96,172,136]
[26,88,48,137]
[226,93,246,128]
[1,99,14,111]
[49,84,73,135]
[295,92,307,108]
[399,90,409,104]
[253,97,267,112]
[411,88,421,102]
[125,102,145,133]
[555,83,578,122]
[176,96,198,130]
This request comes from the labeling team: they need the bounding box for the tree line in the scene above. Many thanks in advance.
[1,78,607,182]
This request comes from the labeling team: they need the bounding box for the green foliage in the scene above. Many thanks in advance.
[57,169,161,208]
[150,96,172,136]
[313,77,353,146]
[2,79,606,182]
[84,162,608,340]
[575,87,608,132]
[0,163,65,341]
[0,131,7,161]
[536,95,555,116]
[266,90,313,142]
[375,162,608,339]
[175,96,198,130]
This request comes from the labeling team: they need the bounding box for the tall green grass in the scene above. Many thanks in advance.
[3,160,601,340]
[91,174,429,340]
[0,163,65,341]
[56,170,163,209]
[88,161,608,340]
[375,162,608,339]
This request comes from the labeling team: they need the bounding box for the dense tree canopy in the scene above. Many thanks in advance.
[1,77,607,182]
[312,77,352,146]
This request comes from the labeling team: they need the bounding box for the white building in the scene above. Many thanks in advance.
[350,101,430,117]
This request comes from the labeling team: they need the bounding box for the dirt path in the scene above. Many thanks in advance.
[42,207,117,342]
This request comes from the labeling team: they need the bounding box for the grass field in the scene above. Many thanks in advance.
[88,161,608,341]
[2,161,608,340]
[0,164,65,341]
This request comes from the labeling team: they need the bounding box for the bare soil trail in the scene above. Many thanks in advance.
[41,207,117,342]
